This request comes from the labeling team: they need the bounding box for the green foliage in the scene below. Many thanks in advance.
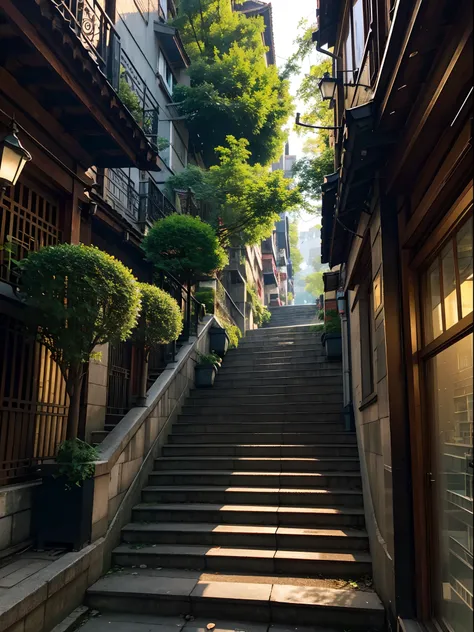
[56,439,99,488]
[172,0,293,166]
[247,285,271,327]
[324,309,342,334]
[318,309,325,321]
[293,148,335,202]
[304,271,324,298]
[225,322,242,349]
[142,214,228,281]
[197,351,222,368]
[19,244,141,376]
[167,137,302,246]
[288,221,304,272]
[132,283,182,351]
[287,292,294,304]
[195,287,216,314]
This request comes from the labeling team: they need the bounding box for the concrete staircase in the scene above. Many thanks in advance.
[86,311,384,631]
[265,304,319,328]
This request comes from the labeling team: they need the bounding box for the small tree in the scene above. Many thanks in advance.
[132,283,183,404]
[143,215,228,330]
[19,244,141,440]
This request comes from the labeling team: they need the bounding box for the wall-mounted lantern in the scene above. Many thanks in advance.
[0,119,32,200]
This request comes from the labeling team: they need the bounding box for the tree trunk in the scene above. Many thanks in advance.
[66,364,85,440]
[136,347,149,407]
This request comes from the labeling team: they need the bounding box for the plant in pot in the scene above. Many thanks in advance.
[132,283,183,406]
[142,215,228,339]
[19,243,141,549]
[321,309,342,360]
[195,352,221,388]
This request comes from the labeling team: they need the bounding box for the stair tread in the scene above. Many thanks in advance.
[133,503,365,515]
[87,568,383,612]
[151,470,361,477]
[122,523,368,538]
[156,457,360,462]
[163,444,356,448]
[143,486,362,495]
[113,543,372,562]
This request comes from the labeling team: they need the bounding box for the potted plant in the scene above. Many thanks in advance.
[35,439,98,551]
[321,309,342,360]
[195,352,221,387]
[209,325,230,357]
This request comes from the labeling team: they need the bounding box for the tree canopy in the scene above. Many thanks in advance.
[304,271,324,298]
[166,136,302,246]
[172,0,292,166]
[132,283,183,352]
[19,244,141,439]
[288,221,304,273]
[142,214,228,281]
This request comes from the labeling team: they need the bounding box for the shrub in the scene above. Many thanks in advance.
[56,439,99,489]
[195,287,216,314]
[226,323,242,349]
[324,309,341,334]
[132,283,183,351]
[142,214,228,283]
[19,244,141,439]
[247,285,271,327]
[197,352,222,369]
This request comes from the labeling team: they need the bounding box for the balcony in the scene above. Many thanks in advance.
[139,179,177,227]
[0,0,162,170]
[104,169,140,222]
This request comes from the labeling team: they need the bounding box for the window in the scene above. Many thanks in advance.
[352,0,365,69]
[422,216,473,345]
[344,20,354,77]
[360,281,375,400]
[158,51,175,95]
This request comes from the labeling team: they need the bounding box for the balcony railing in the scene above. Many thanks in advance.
[120,49,160,147]
[55,0,121,90]
[139,179,177,226]
[103,168,139,221]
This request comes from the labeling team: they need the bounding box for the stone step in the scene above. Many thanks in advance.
[188,392,343,404]
[162,444,359,458]
[121,523,369,551]
[178,412,343,424]
[247,324,318,335]
[216,368,342,380]
[140,486,364,508]
[168,433,357,445]
[181,404,341,415]
[207,384,343,396]
[111,544,372,578]
[214,375,343,389]
[222,355,331,367]
[132,503,366,528]
[86,569,384,630]
[229,344,323,355]
[148,470,362,490]
[154,456,361,473]
[173,421,346,434]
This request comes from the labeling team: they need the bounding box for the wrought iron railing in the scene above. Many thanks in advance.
[103,168,140,221]
[215,278,245,330]
[55,0,121,90]
[120,49,160,146]
[139,179,177,226]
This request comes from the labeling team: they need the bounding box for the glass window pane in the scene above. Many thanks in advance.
[442,242,459,330]
[428,334,473,632]
[423,260,443,344]
[457,217,473,319]
[353,0,365,69]
[344,21,353,78]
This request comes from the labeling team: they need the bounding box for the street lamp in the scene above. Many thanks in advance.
[318,72,339,101]
[0,119,32,201]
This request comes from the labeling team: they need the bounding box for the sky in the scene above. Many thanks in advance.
[270,0,321,232]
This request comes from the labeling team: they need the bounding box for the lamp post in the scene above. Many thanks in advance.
[0,119,32,202]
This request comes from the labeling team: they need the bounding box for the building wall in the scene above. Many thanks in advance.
[0,482,39,556]
[345,204,396,615]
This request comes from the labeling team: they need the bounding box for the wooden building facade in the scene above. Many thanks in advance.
[317,0,473,630]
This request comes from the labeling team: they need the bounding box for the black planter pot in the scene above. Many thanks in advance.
[195,365,217,388]
[34,475,94,551]
[322,333,342,360]
[209,326,230,358]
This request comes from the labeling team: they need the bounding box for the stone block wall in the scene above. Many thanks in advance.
[85,344,109,444]
[0,482,39,557]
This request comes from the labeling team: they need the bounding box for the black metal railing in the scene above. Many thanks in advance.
[139,179,177,226]
[55,0,121,90]
[120,49,160,146]
[103,168,140,221]
[159,271,205,340]
[215,278,245,330]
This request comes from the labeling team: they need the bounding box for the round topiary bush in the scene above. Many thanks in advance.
[142,214,228,282]
[132,283,183,351]
[19,243,141,439]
